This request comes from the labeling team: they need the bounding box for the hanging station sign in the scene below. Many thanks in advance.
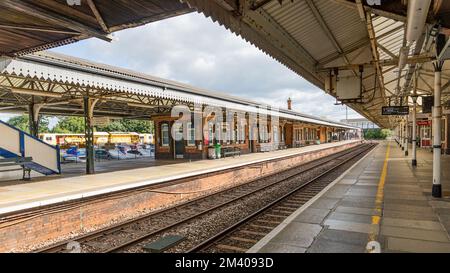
[381,106,410,115]
[417,120,431,126]
[92,117,110,126]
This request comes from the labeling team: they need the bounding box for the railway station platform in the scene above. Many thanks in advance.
[0,140,365,252]
[250,141,450,253]
[0,140,359,216]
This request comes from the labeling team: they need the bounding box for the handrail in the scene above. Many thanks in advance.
[0,120,58,150]
[0,120,61,174]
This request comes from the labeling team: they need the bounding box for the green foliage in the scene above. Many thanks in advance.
[7,114,50,134]
[51,117,154,134]
[6,115,154,135]
[96,121,126,132]
[52,116,85,134]
[96,119,154,134]
[363,128,392,140]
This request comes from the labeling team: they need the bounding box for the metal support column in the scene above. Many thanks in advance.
[83,97,98,175]
[404,116,409,156]
[28,101,42,137]
[432,61,443,198]
[400,121,404,150]
[446,114,450,155]
[411,95,418,166]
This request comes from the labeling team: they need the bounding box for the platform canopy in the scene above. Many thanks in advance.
[0,0,192,56]
[0,51,357,130]
[0,0,449,128]
[178,0,450,128]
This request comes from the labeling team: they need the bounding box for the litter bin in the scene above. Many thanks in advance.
[208,147,216,159]
[214,143,222,159]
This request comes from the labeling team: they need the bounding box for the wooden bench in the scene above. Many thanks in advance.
[278,144,288,150]
[0,157,33,180]
[222,147,241,158]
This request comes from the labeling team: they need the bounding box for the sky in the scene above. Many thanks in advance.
[1,12,361,123]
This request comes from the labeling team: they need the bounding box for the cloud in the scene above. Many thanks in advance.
[50,13,361,122]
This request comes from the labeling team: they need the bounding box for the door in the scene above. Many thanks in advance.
[420,126,431,147]
[174,123,185,159]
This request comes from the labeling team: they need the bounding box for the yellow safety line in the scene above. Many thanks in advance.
[368,142,390,243]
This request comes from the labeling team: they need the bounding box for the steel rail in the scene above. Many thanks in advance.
[104,144,374,253]
[37,143,368,253]
[187,144,376,253]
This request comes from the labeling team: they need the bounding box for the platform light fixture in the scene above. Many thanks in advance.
[127,102,156,109]
[127,102,170,109]
[398,46,410,70]
[406,0,432,43]
[10,87,63,98]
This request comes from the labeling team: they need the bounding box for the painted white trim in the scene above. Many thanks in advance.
[247,142,378,253]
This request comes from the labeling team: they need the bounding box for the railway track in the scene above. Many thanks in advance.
[189,143,376,253]
[37,142,376,253]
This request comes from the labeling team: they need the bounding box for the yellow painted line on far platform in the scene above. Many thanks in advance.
[368,142,390,248]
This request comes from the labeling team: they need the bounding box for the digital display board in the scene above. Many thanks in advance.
[382,106,410,115]
[422,96,434,114]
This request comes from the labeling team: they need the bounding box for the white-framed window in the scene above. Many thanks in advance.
[259,125,269,143]
[240,123,246,143]
[208,123,214,146]
[273,126,279,143]
[187,122,195,146]
[161,123,170,147]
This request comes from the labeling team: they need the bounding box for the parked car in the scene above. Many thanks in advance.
[127,149,143,155]
[95,149,112,160]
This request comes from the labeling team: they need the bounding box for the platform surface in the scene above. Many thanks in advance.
[0,140,359,215]
[250,141,450,253]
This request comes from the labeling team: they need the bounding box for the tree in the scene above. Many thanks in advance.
[52,116,85,134]
[96,119,154,134]
[363,128,392,140]
[51,117,154,134]
[7,114,50,134]
[96,121,126,132]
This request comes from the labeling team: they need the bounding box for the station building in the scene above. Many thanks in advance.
[0,52,359,167]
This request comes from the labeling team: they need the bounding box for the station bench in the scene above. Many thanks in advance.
[222,147,241,158]
[0,157,33,180]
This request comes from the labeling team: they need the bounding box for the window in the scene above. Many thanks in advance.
[260,125,269,143]
[208,123,214,146]
[161,123,169,147]
[187,122,195,146]
[273,126,279,143]
[240,123,246,143]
